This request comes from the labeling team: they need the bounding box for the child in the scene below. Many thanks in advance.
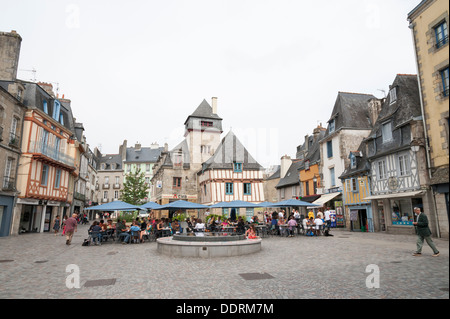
[245,224,259,239]
[53,215,61,237]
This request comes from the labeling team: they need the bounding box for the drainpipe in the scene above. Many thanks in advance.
[408,20,440,238]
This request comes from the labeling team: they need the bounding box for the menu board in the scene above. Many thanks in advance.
[335,201,345,227]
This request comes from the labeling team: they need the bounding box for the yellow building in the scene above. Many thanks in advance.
[408,0,449,238]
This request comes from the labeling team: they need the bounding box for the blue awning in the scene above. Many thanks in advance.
[84,200,142,211]
[140,201,163,210]
[267,199,320,207]
[209,200,259,208]
[156,200,209,210]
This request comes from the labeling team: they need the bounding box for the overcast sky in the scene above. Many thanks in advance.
[1,0,419,168]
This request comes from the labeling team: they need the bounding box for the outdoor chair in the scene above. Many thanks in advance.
[89,231,101,245]
[130,230,141,244]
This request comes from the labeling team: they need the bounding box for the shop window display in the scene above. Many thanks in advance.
[390,198,422,226]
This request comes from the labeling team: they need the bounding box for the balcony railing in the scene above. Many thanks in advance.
[9,132,20,148]
[436,35,449,49]
[74,191,86,201]
[113,183,121,189]
[29,140,75,168]
[103,183,110,189]
[2,176,15,191]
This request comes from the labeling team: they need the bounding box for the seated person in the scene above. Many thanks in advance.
[88,221,102,245]
[122,221,141,244]
[155,219,163,238]
[314,217,324,236]
[185,218,194,233]
[207,217,216,232]
[171,219,181,234]
[194,219,205,232]
[236,217,246,235]
[245,224,259,239]
[115,220,129,242]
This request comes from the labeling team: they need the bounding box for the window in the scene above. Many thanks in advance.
[145,177,150,184]
[441,67,449,97]
[329,119,335,133]
[201,121,213,127]
[330,167,335,187]
[201,145,211,154]
[389,87,397,104]
[41,165,49,186]
[305,181,310,196]
[225,183,234,195]
[59,113,64,125]
[54,169,61,188]
[115,176,120,184]
[127,165,131,172]
[280,188,285,199]
[305,160,310,170]
[351,178,358,192]
[55,137,60,152]
[3,158,14,189]
[173,177,181,189]
[244,183,251,195]
[146,164,150,172]
[52,100,61,121]
[434,21,448,49]
[101,163,106,170]
[351,155,357,169]
[43,100,48,114]
[398,154,410,176]
[377,160,387,180]
[382,122,393,143]
[103,191,108,199]
[114,191,119,199]
[233,163,242,173]
[327,140,333,158]
[104,176,109,185]
[204,184,207,195]
[173,153,183,166]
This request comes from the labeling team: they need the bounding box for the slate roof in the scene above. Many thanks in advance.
[322,91,377,140]
[266,165,281,180]
[201,130,263,171]
[275,160,303,189]
[125,147,164,163]
[339,143,370,179]
[184,99,222,124]
[298,129,326,170]
[99,154,122,170]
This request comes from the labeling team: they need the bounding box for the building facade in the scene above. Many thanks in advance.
[318,92,380,211]
[364,74,438,236]
[408,0,449,238]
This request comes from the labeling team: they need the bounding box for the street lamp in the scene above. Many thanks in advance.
[410,138,424,153]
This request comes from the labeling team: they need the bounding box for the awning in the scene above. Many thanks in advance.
[363,190,425,200]
[307,192,341,208]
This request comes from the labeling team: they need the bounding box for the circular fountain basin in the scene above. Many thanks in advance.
[157,232,262,258]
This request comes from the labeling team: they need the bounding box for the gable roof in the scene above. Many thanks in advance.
[275,160,303,189]
[184,99,222,125]
[200,130,263,171]
[322,92,376,139]
[125,147,164,163]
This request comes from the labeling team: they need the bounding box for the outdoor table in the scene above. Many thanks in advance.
[255,225,269,238]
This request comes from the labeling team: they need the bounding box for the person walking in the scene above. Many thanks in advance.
[53,215,61,236]
[412,207,440,257]
[64,213,78,245]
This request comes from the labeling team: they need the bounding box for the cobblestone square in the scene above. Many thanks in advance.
[0,224,448,300]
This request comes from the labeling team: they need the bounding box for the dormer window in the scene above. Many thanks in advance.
[305,160,310,170]
[389,87,397,104]
[43,100,48,114]
[329,119,335,133]
[233,163,242,172]
[350,155,357,169]
[382,121,393,143]
[52,100,61,121]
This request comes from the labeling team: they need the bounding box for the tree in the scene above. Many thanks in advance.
[120,167,148,205]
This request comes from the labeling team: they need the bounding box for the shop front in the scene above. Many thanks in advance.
[365,190,428,235]
[0,195,15,237]
[16,198,65,234]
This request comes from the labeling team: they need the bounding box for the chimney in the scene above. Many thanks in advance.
[150,142,159,150]
[212,97,218,114]
[120,140,127,161]
[0,30,22,81]
[304,135,309,152]
[280,155,292,179]
[164,143,169,152]
[37,82,56,97]
[368,98,382,126]
[135,143,141,151]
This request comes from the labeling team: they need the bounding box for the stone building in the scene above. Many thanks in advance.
[151,98,223,216]
[408,0,449,238]
[318,92,380,212]
[0,31,27,236]
[96,143,125,205]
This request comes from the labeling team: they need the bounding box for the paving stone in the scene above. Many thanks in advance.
[0,224,448,299]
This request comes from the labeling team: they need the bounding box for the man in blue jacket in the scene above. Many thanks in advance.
[412,207,440,257]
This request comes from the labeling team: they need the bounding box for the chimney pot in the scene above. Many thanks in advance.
[212,97,218,114]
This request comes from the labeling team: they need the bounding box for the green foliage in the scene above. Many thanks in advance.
[119,167,148,205]
[116,211,139,223]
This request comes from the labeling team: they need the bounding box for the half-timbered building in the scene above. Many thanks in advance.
[198,130,265,219]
